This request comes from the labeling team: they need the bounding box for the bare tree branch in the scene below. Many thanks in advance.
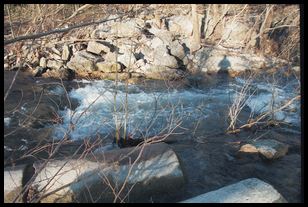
[4,16,120,46]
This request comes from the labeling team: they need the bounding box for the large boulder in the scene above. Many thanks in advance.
[180,178,287,203]
[5,143,185,203]
[67,51,101,73]
[220,20,257,49]
[148,37,185,60]
[239,139,289,160]
[193,47,288,73]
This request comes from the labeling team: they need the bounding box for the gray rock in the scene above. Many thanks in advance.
[28,143,184,203]
[254,139,289,160]
[220,20,257,49]
[51,47,61,56]
[180,178,287,203]
[140,45,154,63]
[103,52,117,63]
[47,60,63,70]
[96,21,140,38]
[239,139,289,160]
[168,15,193,37]
[96,62,122,73]
[150,37,165,48]
[144,64,184,80]
[113,21,140,38]
[117,50,136,68]
[169,40,186,59]
[148,27,173,44]
[67,51,100,72]
[87,41,110,55]
[193,47,288,73]
[153,45,178,68]
[62,44,71,61]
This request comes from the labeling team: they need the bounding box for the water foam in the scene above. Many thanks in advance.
[53,78,300,140]
[53,80,213,140]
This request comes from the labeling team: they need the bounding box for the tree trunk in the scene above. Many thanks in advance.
[258,4,274,51]
[190,4,201,54]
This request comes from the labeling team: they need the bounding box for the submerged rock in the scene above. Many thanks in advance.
[180,178,287,203]
[239,139,289,160]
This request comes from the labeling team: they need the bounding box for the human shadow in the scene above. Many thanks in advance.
[218,55,231,74]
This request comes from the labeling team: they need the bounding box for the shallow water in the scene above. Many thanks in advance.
[3,71,302,202]
[52,74,300,140]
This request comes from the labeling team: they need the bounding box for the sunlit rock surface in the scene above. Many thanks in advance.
[18,143,184,203]
[180,178,287,203]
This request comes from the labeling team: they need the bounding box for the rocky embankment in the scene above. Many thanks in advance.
[4,11,299,82]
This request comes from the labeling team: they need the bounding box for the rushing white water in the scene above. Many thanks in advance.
[235,77,300,125]
[4,117,11,127]
[53,77,300,140]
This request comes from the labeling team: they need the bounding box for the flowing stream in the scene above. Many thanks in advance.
[52,74,300,141]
